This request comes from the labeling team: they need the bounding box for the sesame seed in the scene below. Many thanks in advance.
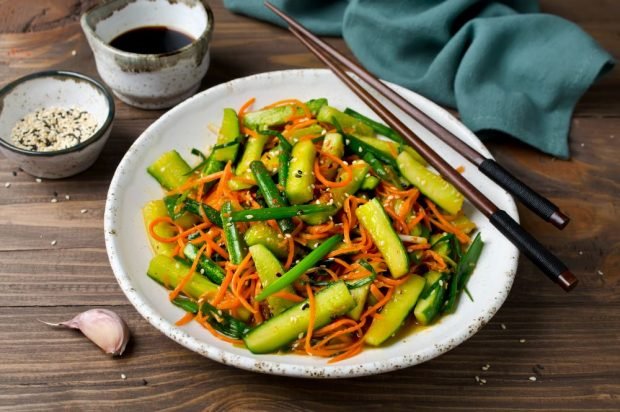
[500,323,507,330]
[529,376,537,381]
[71,50,77,56]
[479,378,487,384]
[245,214,254,219]
[481,364,490,371]
[474,375,480,382]
[121,373,127,380]
[50,240,57,246]
[51,198,58,203]
[519,339,526,343]
[80,209,88,214]
[597,270,604,276]
[578,250,583,255]
[65,195,71,200]
[4,182,10,188]
[36,178,42,183]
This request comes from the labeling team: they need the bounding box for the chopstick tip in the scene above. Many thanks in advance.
[558,270,578,292]
[549,210,570,230]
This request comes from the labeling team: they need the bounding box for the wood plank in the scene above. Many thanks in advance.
[0,0,618,410]
[0,305,618,410]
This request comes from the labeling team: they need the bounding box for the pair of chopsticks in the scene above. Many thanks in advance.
[265,2,577,291]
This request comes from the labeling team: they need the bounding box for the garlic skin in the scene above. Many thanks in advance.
[41,309,130,356]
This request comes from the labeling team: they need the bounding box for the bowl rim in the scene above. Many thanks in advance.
[80,0,214,60]
[0,70,115,157]
[104,69,519,378]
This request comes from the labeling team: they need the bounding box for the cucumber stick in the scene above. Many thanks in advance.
[397,151,464,215]
[147,150,191,190]
[243,281,355,354]
[214,108,241,162]
[355,198,409,278]
[285,139,316,204]
[244,222,288,258]
[249,244,297,315]
[147,255,219,300]
[317,106,374,137]
[364,274,426,346]
[321,132,344,180]
[242,99,327,131]
[229,132,269,191]
[142,200,177,257]
[347,284,370,321]
[414,271,446,325]
[301,160,370,225]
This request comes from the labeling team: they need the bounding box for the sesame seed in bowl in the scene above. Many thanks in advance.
[0,71,115,179]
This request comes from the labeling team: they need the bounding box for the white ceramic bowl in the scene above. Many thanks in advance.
[81,0,214,109]
[0,70,115,179]
[105,69,519,378]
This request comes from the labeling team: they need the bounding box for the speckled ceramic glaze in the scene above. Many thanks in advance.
[0,71,114,179]
[105,69,519,378]
[81,0,213,109]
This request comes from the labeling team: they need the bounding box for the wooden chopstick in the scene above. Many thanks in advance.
[265,2,578,291]
[266,5,569,231]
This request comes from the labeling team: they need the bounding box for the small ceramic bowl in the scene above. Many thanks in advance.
[81,0,214,109]
[0,70,115,179]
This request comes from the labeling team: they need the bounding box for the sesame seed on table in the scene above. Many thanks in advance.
[0,0,618,410]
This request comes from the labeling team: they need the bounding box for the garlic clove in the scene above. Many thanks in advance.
[40,309,130,356]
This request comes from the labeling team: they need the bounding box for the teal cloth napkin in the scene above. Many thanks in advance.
[223,0,614,158]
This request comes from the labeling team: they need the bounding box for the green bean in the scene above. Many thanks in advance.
[221,201,248,265]
[181,197,223,227]
[231,204,336,222]
[183,243,226,284]
[250,160,296,234]
[256,234,343,301]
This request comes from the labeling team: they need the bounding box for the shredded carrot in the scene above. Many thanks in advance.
[165,171,224,195]
[314,150,353,188]
[304,284,317,354]
[272,291,304,302]
[426,200,470,243]
[284,235,295,270]
[238,97,255,118]
[175,311,195,326]
[169,243,207,300]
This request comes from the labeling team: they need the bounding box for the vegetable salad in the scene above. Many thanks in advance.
[143,97,483,362]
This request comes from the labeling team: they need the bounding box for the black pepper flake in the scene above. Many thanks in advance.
[301,303,309,310]
[295,170,303,178]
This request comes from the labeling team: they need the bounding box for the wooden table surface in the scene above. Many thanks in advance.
[1,1,618,410]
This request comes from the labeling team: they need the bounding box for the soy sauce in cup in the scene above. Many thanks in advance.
[110,26,194,54]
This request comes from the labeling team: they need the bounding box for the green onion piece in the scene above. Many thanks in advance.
[230,204,335,222]
[256,234,343,301]
[443,233,484,313]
